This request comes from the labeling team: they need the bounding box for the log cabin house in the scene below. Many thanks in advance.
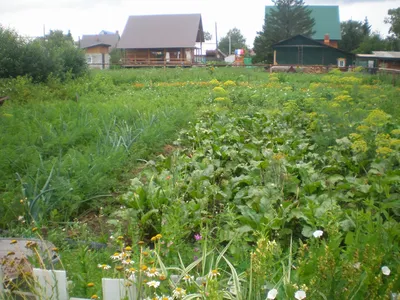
[117,14,205,66]
[80,31,120,69]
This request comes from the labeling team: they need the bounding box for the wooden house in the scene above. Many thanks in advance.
[356,52,400,70]
[272,34,354,67]
[117,14,205,66]
[80,31,120,69]
[265,5,342,48]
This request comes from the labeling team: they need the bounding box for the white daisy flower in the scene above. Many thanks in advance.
[313,230,323,238]
[295,290,306,300]
[382,266,391,276]
[146,280,160,288]
[267,288,278,299]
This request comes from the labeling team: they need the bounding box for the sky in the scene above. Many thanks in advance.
[1,0,400,48]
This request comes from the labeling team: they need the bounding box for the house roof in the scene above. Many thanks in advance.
[80,33,119,49]
[273,34,352,56]
[117,14,204,49]
[265,5,341,41]
[357,51,400,60]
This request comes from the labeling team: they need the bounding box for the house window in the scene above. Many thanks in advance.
[86,56,93,64]
[338,58,346,68]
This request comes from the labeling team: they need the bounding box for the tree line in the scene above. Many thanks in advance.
[214,0,400,64]
[0,26,87,82]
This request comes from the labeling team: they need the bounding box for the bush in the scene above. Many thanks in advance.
[0,25,87,82]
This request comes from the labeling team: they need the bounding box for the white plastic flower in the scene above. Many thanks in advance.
[295,290,306,300]
[267,288,278,299]
[146,280,160,288]
[313,230,323,238]
[381,266,391,276]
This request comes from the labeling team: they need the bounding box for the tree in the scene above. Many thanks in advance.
[355,33,388,54]
[0,26,86,82]
[338,20,366,53]
[218,28,247,55]
[385,7,400,38]
[362,17,372,36]
[204,31,212,41]
[253,0,315,63]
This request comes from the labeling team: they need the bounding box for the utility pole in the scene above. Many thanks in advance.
[215,22,218,50]
[229,34,231,55]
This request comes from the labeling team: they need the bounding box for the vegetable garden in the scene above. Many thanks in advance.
[0,68,399,299]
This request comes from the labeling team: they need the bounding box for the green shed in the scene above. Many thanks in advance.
[272,35,355,66]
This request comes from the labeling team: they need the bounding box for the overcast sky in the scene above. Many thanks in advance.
[1,0,399,47]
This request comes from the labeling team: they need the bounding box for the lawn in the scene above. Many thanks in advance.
[0,68,399,299]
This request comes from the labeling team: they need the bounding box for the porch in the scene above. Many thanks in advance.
[121,48,204,67]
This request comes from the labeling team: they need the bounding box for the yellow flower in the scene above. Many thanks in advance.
[124,246,132,252]
[87,282,95,287]
[117,236,124,240]
[10,240,17,244]
[223,80,236,87]
[349,133,362,141]
[32,227,38,232]
[159,273,167,281]
[90,295,99,299]
[115,266,124,271]
[390,139,400,147]
[151,236,157,242]
[138,241,145,245]
[272,153,285,161]
[356,125,370,132]
[351,140,368,153]
[141,265,148,271]
[363,109,391,127]
[391,129,400,136]
[376,147,393,157]
[7,251,15,256]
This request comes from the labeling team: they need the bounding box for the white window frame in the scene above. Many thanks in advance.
[86,55,93,64]
[338,58,346,68]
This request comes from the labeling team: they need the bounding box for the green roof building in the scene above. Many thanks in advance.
[265,5,341,48]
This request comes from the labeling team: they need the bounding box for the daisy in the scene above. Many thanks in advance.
[295,290,306,300]
[313,230,323,238]
[146,280,160,288]
[146,267,160,277]
[267,288,278,299]
[172,287,186,299]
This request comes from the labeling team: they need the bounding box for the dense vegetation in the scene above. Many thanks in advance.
[1,68,399,299]
[0,26,87,82]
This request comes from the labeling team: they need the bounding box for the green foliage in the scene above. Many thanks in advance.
[0,26,87,82]
[339,19,370,53]
[2,69,400,299]
[218,28,247,56]
[253,0,315,63]
[355,33,389,54]
[385,7,400,38]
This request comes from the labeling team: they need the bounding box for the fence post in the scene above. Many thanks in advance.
[33,268,69,300]
[0,267,4,294]
[102,278,137,300]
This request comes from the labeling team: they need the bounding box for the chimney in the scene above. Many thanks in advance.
[324,34,330,46]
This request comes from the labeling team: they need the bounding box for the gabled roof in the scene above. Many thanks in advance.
[273,34,352,56]
[80,33,119,49]
[265,5,341,40]
[117,14,204,49]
